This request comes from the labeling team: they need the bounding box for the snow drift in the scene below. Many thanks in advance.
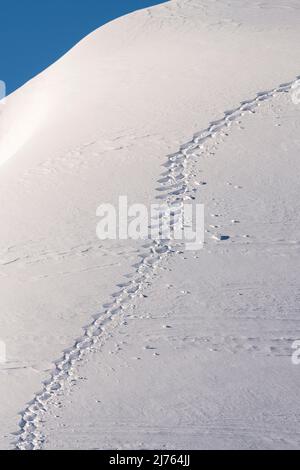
[0,0,300,450]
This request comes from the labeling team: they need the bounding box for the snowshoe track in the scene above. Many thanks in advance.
[15,75,300,450]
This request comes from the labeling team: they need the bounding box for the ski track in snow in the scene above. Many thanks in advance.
[15,75,300,450]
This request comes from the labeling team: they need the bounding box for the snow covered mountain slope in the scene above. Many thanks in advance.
[0,0,300,449]
[40,91,300,450]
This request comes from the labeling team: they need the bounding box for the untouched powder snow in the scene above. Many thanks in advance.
[0,0,300,449]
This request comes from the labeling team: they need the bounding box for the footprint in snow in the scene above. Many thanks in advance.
[212,234,230,241]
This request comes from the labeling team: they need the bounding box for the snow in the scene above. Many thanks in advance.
[0,0,300,450]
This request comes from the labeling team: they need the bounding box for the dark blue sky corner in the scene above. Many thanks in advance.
[0,0,167,95]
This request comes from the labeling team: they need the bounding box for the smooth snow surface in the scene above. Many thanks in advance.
[0,0,300,450]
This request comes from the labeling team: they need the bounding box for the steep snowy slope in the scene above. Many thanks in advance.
[0,0,300,450]
[40,91,300,450]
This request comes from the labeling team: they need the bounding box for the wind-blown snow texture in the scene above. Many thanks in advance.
[0,0,300,450]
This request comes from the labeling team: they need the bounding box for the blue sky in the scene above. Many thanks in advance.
[0,0,166,95]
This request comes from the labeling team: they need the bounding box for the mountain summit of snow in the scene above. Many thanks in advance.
[1,0,300,450]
